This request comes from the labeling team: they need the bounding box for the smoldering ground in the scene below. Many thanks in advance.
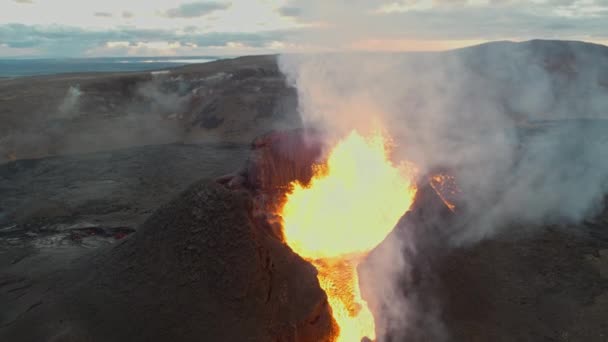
[278,40,608,340]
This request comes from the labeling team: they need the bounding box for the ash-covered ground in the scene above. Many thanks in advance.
[1,40,608,341]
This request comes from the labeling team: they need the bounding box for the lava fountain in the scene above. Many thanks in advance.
[279,130,417,341]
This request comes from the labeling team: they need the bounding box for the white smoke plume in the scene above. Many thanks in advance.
[278,41,608,340]
[57,85,82,118]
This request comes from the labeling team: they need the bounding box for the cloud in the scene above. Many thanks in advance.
[164,1,231,18]
[0,23,290,56]
[277,0,608,47]
[13,0,33,3]
[189,30,288,47]
[431,0,468,6]
[94,12,113,18]
[278,6,302,18]
[2,0,608,57]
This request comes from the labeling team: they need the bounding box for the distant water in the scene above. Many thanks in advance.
[0,56,222,78]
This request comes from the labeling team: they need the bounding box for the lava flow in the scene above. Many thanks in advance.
[279,130,417,342]
[429,174,459,212]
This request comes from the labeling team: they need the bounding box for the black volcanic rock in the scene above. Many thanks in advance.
[0,180,334,342]
[440,229,608,342]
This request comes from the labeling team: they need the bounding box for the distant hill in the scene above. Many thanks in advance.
[452,39,608,122]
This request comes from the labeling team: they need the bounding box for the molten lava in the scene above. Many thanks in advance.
[279,131,417,342]
[429,174,459,212]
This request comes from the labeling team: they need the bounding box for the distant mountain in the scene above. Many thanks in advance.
[451,39,608,122]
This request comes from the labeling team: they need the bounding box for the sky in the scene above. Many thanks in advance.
[0,0,607,57]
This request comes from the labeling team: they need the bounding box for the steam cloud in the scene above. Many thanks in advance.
[278,41,608,340]
[58,85,82,118]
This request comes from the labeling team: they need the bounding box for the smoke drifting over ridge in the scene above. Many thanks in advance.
[278,40,608,340]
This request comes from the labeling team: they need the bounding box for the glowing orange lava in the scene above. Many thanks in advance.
[279,130,417,342]
[429,174,459,212]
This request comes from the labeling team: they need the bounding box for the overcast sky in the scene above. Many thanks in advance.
[1,0,607,57]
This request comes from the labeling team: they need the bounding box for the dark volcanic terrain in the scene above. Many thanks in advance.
[1,40,608,341]
[0,55,299,163]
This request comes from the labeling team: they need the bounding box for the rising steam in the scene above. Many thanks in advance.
[278,40,608,340]
[58,85,82,118]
